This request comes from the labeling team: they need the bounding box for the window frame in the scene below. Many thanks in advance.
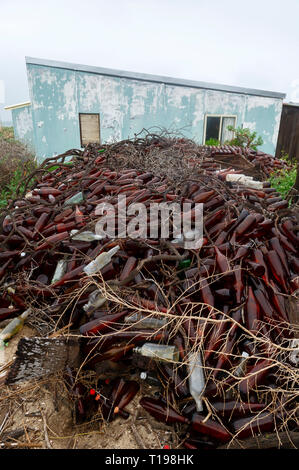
[203,114,237,144]
[79,112,101,148]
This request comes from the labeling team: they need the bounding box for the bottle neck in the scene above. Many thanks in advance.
[20,308,31,320]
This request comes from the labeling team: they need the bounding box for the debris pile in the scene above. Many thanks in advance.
[202,145,292,178]
[0,135,298,449]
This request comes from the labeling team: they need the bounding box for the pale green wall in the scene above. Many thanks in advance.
[11,105,35,152]
[25,63,283,161]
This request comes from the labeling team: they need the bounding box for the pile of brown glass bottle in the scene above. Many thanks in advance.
[0,136,298,448]
[200,144,291,177]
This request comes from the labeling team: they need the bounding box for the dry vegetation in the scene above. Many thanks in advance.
[0,126,36,207]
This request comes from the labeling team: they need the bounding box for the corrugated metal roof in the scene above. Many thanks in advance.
[25,56,286,100]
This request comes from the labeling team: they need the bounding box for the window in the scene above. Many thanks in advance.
[204,115,236,144]
[79,113,100,147]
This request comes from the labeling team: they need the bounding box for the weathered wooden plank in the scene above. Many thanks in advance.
[79,113,100,146]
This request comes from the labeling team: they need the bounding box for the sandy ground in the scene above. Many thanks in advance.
[0,326,182,449]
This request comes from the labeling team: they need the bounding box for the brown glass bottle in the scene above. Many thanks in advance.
[238,359,275,396]
[232,245,250,262]
[79,310,128,336]
[233,265,244,304]
[231,412,274,438]
[212,400,266,419]
[252,285,274,319]
[199,278,215,312]
[94,344,135,364]
[112,380,140,414]
[119,256,137,282]
[266,250,288,293]
[51,264,86,287]
[253,248,269,284]
[245,287,260,332]
[191,413,231,442]
[159,363,189,397]
[205,319,227,362]
[269,237,290,276]
[0,259,12,281]
[281,219,298,244]
[96,394,129,422]
[35,231,69,251]
[215,246,230,274]
[235,214,256,238]
[246,261,265,277]
[213,323,238,377]
[140,397,189,425]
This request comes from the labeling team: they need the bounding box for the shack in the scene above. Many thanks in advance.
[5,57,285,161]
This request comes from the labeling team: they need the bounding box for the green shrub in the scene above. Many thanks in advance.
[205,138,220,146]
[0,168,28,208]
[270,166,297,203]
[225,126,263,150]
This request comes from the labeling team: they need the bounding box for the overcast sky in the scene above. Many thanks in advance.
[1,0,299,123]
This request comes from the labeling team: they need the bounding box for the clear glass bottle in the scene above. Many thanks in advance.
[64,192,84,206]
[187,351,205,412]
[234,351,249,377]
[83,290,107,314]
[51,259,68,284]
[124,313,167,330]
[133,343,179,362]
[70,230,104,242]
[0,308,31,345]
[83,245,120,275]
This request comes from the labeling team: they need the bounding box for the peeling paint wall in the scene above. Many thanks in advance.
[27,65,79,162]
[25,63,283,160]
[11,105,35,152]
[244,95,283,154]
[15,108,32,139]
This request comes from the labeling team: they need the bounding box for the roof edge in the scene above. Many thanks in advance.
[25,56,286,99]
[283,101,299,108]
[4,101,31,111]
